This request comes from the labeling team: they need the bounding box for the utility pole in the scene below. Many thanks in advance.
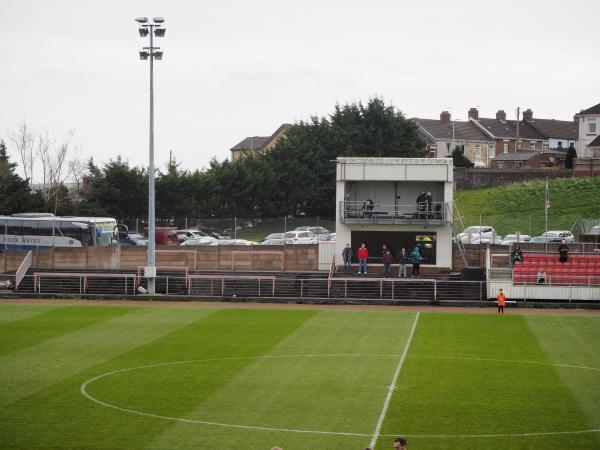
[515,107,520,152]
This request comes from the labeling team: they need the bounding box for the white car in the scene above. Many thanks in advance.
[283,230,317,243]
[539,230,575,243]
[458,226,497,244]
[470,235,503,245]
[180,237,215,246]
[295,226,330,235]
[591,225,600,234]
[175,229,216,243]
[500,234,532,246]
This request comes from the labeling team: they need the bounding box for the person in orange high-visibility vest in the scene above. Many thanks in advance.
[496,288,506,314]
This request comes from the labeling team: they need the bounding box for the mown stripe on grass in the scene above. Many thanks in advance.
[146,310,417,450]
[379,313,600,450]
[526,315,600,448]
[0,306,136,356]
[0,303,64,326]
[0,308,316,450]
[0,306,215,409]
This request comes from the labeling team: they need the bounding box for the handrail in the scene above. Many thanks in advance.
[327,254,335,297]
[340,201,449,223]
[15,251,32,289]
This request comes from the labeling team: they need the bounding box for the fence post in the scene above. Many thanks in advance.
[300,279,303,298]
[434,280,437,303]
[479,281,483,301]
[166,276,169,295]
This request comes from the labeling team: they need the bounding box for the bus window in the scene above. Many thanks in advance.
[7,220,22,236]
[38,220,54,236]
[22,220,39,236]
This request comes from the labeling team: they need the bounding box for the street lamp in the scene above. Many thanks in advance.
[136,16,166,295]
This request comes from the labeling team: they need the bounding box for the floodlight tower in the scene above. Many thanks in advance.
[136,16,165,295]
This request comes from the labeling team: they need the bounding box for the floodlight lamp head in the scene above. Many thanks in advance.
[139,51,149,60]
[138,28,149,37]
[154,27,165,37]
[153,51,163,60]
[153,17,165,23]
[135,17,148,24]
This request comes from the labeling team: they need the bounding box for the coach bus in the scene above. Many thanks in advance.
[0,213,118,250]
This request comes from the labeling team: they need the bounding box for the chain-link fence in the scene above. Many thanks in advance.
[121,217,336,242]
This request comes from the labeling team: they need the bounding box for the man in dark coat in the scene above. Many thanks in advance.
[342,243,353,273]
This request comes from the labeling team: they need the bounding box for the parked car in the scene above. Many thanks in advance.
[530,236,547,243]
[260,232,285,242]
[538,230,575,243]
[295,226,330,235]
[260,239,285,246]
[127,232,148,246]
[458,226,497,243]
[175,229,216,243]
[591,225,600,234]
[500,234,532,246]
[180,237,215,246]
[199,227,230,239]
[283,230,317,242]
[208,239,257,246]
[470,235,503,245]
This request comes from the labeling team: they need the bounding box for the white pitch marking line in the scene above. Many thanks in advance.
[80,350,600,439]
[369,312,420,450]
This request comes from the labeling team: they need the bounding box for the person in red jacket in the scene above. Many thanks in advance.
[357,243,369,274]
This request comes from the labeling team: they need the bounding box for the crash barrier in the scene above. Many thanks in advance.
[21,272,488,302]
[15,251,32,289]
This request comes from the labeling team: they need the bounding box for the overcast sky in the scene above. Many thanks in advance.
[2,0,599,180]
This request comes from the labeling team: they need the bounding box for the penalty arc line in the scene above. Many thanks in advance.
[369,312,420,450]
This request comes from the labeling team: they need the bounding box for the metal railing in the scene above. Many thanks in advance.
[20,272,487,302]
[339,201,450,224]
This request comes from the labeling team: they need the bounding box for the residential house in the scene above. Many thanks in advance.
[469,109,548,156]
[489,150,566,170]
[230,123,291,161]
[587,135,600,158]
[576,102,600,158]
[416,110,496,167]
[522,109,578,150]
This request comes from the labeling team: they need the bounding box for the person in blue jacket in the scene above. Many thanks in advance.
[410,246,422,277]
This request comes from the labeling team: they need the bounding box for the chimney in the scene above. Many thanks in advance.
[574,113,579,123]
[468,107,479,120]
[440,111,451,123]
[496,110,506,120]
[523,109,533,121]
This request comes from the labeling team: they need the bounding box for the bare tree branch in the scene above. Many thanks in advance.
[9,121,36,186]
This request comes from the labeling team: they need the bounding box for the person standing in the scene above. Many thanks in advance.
[410,245,422,277]
[382,249,393,278]
[416,191,426,218]
[357,242,369,274]
[398,247,409,278]
[511,245,523,265]
[558,240,569,263]
[342,243,353,274]
[496,288,506,314]
[393,437,408,449]
[426,191,433,218]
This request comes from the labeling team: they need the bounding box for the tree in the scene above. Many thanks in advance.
[0,140,39,214]
[451,145,474,168]
[565,143,577,169]
[9,121,35,187]
[79,157,147,221]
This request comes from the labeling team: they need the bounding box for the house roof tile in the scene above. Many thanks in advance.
[416,119,492,142]
[580,102,600,115]
[230,136,270,151]
[588,135,600,147]
[475,118,546,140]
[526,118,578,139]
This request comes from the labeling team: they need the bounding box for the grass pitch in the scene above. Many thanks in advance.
[0,303,599,450]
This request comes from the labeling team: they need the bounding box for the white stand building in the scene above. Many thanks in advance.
[335,157,454,271]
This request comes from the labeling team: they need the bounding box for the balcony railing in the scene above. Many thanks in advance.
[339,201,450,224]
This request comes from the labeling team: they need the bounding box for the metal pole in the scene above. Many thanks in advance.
[147,24,156,294]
